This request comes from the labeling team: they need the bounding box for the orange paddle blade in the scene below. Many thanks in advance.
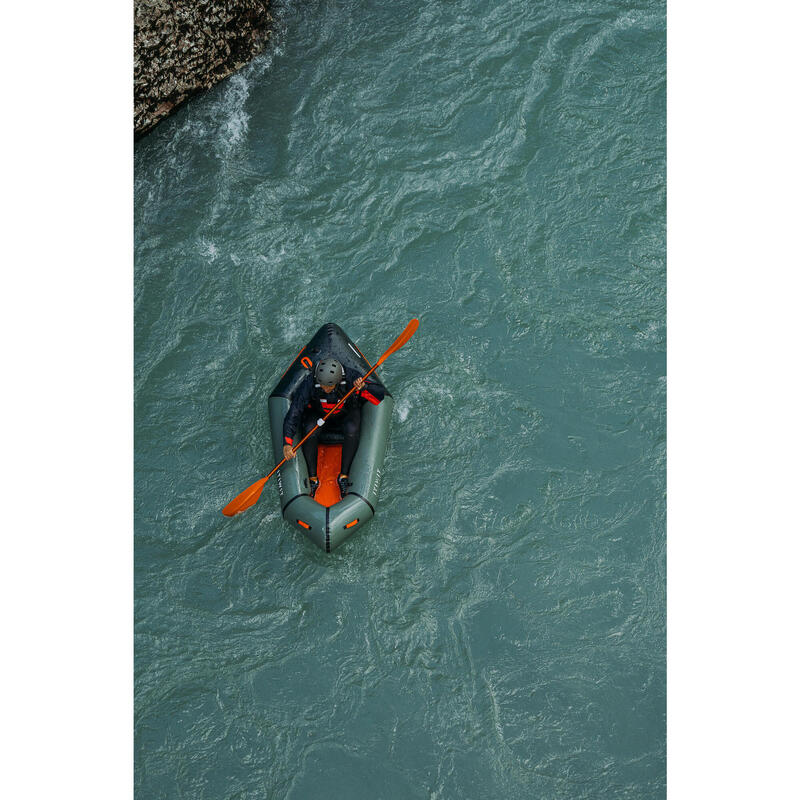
[376,318,419,366]
[222,476,269,517]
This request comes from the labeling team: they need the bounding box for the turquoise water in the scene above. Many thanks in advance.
[134,0,665,797]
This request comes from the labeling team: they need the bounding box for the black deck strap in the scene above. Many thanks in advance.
[281,494,305,514]
[325,507,331,553]
[347,492,375,515]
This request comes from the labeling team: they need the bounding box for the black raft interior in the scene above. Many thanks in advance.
[269,322,392,423]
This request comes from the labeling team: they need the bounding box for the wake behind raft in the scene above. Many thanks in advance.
[267,323,394,552]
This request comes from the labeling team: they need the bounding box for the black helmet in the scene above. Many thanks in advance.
[315,358,344,386]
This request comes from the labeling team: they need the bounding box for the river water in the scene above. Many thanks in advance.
[134,0,665,796]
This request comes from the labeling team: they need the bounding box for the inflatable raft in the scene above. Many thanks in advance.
[268,323,393,552]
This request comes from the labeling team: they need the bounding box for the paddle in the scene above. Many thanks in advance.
[222,318,419,517]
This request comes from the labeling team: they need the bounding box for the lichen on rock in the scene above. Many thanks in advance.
[134,0,272,138]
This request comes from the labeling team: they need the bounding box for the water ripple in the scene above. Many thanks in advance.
[135,0,665,797]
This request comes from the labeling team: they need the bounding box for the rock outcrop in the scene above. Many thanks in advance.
[134,0,272,138]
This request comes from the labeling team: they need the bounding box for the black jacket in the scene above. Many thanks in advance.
[283,366,385,444]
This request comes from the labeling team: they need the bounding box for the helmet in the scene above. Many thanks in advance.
[314,358,344,386]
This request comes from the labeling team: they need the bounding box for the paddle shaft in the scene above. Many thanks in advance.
[222,319,418,517]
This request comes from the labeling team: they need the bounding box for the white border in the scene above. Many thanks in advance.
[3,3,132,797]
[669,2,798,796]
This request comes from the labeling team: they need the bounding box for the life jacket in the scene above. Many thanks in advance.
[311,381,350,417]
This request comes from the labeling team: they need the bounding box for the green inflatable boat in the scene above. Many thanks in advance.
[268,323,394,552]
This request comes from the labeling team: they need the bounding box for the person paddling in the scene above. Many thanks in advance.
[282,358,385,497]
